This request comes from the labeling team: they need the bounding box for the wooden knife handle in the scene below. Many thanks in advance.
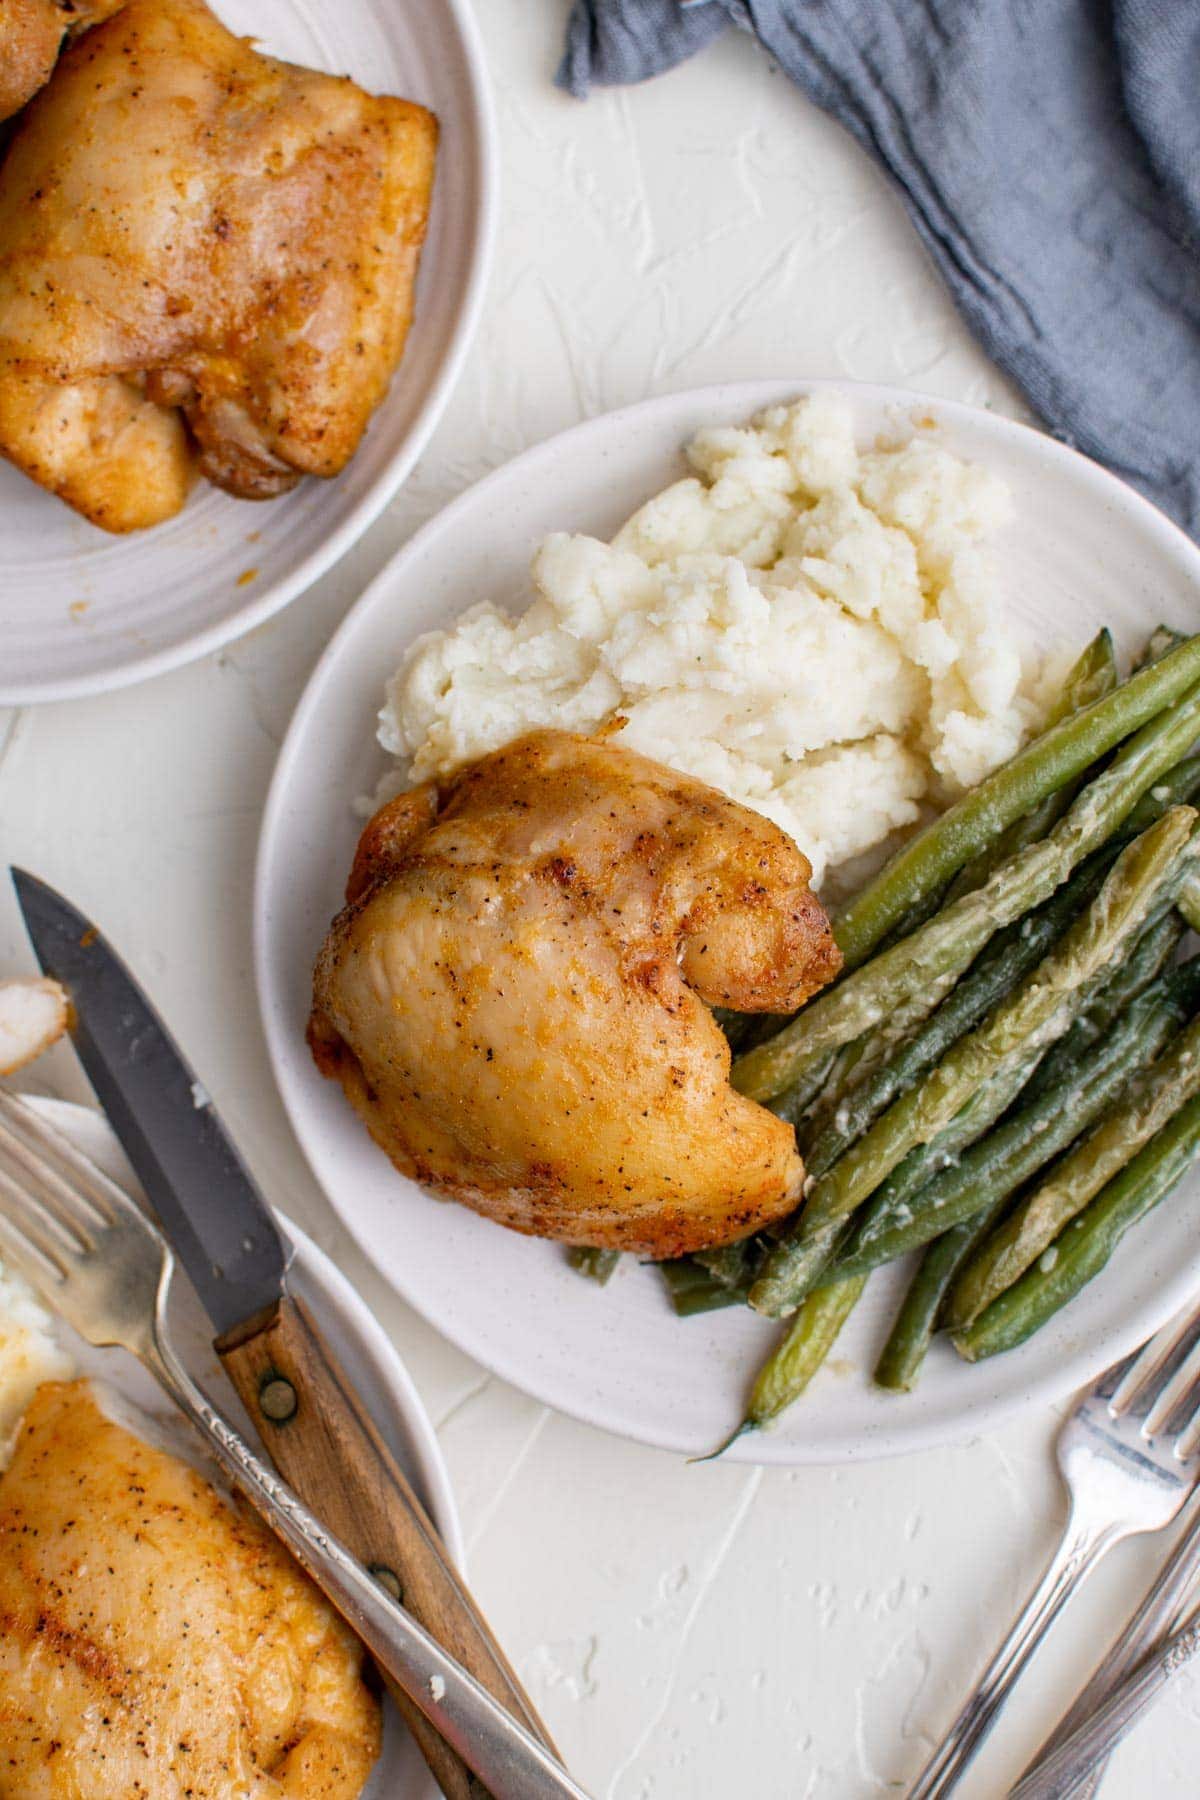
[218,1292,556,1800]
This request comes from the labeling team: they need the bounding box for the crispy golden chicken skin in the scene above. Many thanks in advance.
[310,730,841,1258]
[0,0,123,122]
[0,1381,380,1799]
[0,0,437,530]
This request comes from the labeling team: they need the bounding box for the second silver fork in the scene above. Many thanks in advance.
[905,1302,1200,1798]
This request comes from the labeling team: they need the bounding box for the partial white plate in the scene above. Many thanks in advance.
[0,0,496,704]
[255,378,1200,1466]
[21,1095,463,1800]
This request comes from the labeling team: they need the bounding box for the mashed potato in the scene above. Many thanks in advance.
[380,397,1064,888]
[0,1260,72,1467]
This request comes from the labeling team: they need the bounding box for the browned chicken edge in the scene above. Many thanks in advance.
[309,730,840,1259]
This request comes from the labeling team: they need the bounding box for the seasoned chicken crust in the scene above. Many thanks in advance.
[0,0,123,122]
[0,0,437,530]
[310,730,840,1258]
[0,1381,380,1799]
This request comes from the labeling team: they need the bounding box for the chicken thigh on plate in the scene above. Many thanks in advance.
[0,1381,380,1798]
[310,730,841,1259]
[0,0,437,530]
[0,0,122,122]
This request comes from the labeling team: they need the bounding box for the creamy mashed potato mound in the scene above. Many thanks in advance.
[0,1261,72,1466]
[381,398,1061,887]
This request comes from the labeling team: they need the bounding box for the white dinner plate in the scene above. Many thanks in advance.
[0,0,496,705]
[255,378,1200,1466]
[20,1095,463,1800]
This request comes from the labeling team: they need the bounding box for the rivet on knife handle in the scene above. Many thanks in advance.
[217,1290,558,1800]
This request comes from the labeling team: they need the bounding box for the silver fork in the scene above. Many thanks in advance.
[0,1091,591,1800]
[905,1302,1200,1798]
[1017,1363,1200,1796]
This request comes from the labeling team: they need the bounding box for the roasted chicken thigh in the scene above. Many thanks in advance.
[0,0,122,122]
[0,1381,380,1798]
[0,0,437,530]
[310,730,840,1258]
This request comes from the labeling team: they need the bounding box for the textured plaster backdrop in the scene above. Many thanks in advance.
[1,7,1196,1795]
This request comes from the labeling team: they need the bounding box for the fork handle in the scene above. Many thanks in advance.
[218,1292,554,1800]
[905,1511,1123,1798]
[1008,1613,1200,1800]
[1018,1492,1200,1798]
[145,1331,592,1800]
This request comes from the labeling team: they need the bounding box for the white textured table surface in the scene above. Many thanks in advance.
[2,7,1196,1794]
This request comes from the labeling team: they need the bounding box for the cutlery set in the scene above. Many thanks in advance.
[5,860,1200,1797]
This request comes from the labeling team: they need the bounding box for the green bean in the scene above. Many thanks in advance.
[733,677,1200,1104]
[568,1246,622,1285]
[772,1038,866,1135]
[828,633,1200,975]
[671,1276,748,1317]
[838,962,1200,1278]
[732,1274,867,1446]
[1137,625,1189,669]
[1123,752,1200,830]
[658,1257,712,1297]
[658,1257,738,1316]
[765,1050,838,1129]
[953,1089,1200,1361]
[874,1202,1008,1392]
[1020,910,1185,1104]
[756,1049,1044,1312]
[693,1240,756,1289]
[944,1000,1200,1330]
[944,631,1118,905]
[800,851,1115,1179]
[750,810,1199,1315]
[1178,870,1200,935]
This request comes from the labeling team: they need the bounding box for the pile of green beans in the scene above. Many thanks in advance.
[697,627,1200,1450]
[752,806,1200,1316]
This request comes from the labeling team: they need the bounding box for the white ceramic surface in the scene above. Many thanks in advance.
[254,376,1200,1467]
[19,1095,464,1800]
[0,0,496,705]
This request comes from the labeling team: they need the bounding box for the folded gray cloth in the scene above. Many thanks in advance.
[560,2,1200,538]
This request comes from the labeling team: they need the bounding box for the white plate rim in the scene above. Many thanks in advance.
[253,375,1200,1465]
[0,0,498,707]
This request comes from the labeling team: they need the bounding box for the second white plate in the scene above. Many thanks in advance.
[22,1096,462,1800]
[255,378,1200,1465]
[0,0,495,704]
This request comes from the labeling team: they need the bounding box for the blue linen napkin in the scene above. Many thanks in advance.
[559,2,1200,539]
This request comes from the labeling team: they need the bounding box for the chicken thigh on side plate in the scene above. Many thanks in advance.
[0,1380,380,1798]
[310,730,841,1259]
[0,0,123,122]
[0,0,437,530]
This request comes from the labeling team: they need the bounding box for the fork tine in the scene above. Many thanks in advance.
[0,1160,73,1282]
[1175,1409,1200,1463]
[0,1091,123,1225]
[1147,1337,1200,1443]
[1110,1303,1200,1421]
[0,1110,99,1251]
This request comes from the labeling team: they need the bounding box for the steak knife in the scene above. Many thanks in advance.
[12,867,556,1800]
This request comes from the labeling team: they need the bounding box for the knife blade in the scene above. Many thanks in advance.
[11,866,558,1799]
[11,867,288,1337]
